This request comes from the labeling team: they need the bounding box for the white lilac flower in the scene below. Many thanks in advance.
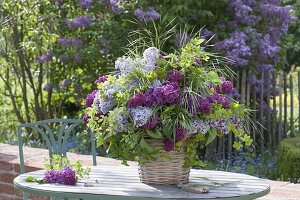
[94,92,114,114]
[188,119,210,134]
[142,47,159,72]
[105,85,121,99]
[151,80,162,88]
[115,57,134,74]
[116,114,128,132]
[130,106,153,127]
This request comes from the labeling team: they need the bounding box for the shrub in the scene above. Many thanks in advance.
[278,137,300,183]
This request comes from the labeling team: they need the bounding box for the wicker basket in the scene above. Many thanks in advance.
[138,139,190,185]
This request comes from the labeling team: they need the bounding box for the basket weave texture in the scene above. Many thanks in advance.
[138,139,190,185]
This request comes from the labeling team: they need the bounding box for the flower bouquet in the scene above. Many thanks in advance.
[84,37,252,184]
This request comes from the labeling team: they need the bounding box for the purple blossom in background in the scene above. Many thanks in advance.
[43,83,52,92]
[74,54,81,63]
[36,52,54,64]
[163,138,174,152]
[134,7,160,22]
[256,64,276,73]
[174,32,190,48]
[60,79,70,89]
[57,37,84,48]
[175,125,187,142]
[65,15,93,31]
[201,28,215,39]
[144,117,160,129]
[85,90,98,108]
[59,55,69,62]
[99,38,111,55]
[110,0,123,13]
[83,114,90,124]
[94,75,108,84]
[259,34,280,58]
[78,0,93,9]
[166,69,184,83]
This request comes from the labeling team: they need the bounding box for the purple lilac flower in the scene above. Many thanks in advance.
[36,52,54,64]
[60,55,69,62]
[94,92,114,114]
[175,125,187,142]
[116,114,128,132]
[198,97,212,115]
[221,80,233,94]
[208,93,230,109]
[230,116,243,130]
[208,118,229,134]
[74,54,81,63]
[130,106,152,127]
[99,38,111,55]
[166,69,184,83]
[128,92,146,108]
[144,117,160,129]
[161,84,179,104]
[57,167,77,185]
[44,169,58,183]
[94,75,108,85]
[188,119,210,134]
[65,15,93,31]
[259,34,280,58]
[174,32,190,48]
[78,0,93,9]
[110,0,123,13]
[43,83,52,92]
[134,7,160,22]
[163,138,174,152]
[60,79,70,89]
[85,90,98,108]
[83,114,90,124]
[57,37,84,48]
[194,57,202,65]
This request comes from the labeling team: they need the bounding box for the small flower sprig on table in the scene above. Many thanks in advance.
[25,154,90,185]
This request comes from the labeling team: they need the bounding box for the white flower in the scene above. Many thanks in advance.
[94,92,114,114]
[130,106,153,127]
[115,57,134,74]
[188,119,210,134]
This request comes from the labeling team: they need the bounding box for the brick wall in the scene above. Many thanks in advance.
[0,143,136,200]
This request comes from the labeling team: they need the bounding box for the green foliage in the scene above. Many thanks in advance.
[278,137,300,183]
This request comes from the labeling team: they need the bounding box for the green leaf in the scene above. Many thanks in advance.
[207,71,221,84]
[25,176,36,182]
[36,179,44,184]
[140,138,155,153]
[233,141,243,150]
[205,130,217,146]
[146,130,163,139]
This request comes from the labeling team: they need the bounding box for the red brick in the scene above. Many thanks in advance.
[0,182,15,195]
[0,161,13,171]
[0,172,18,183]
[29,194,50,200]
[13,163,42,174]
[0,194,22,200]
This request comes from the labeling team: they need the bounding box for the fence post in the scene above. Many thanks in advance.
[259,70,265,151]
[278,74,283,142]
[266,72,272,152]
[272,72,277,153]
[290,74,294,137]
[283,72,288,138]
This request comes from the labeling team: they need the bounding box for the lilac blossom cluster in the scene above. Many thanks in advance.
[77,0,93,9]
[65,15,93,31]
[134,7,160,22]
[208,118,229,135]
[44,167,77,185]
[36,52,54,64]
[85,90,98,108]
[130,106,152,127]
[188,119,210,134]
[144,117,160,129]
[94,75,108,85]
[57,37,84,48]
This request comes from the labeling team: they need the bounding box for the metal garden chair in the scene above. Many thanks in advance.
[17,118,97,200]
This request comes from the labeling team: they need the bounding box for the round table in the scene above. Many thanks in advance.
[14,166,270,200]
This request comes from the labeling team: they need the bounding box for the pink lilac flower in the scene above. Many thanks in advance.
[163,138,175,152]
[175,125,187,142]
[166,69,184,83]
[85,90,98,107]
[94,75,108,84]
[144,117,160,129]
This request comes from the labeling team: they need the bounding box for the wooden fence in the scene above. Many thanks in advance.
[205,69,300,159]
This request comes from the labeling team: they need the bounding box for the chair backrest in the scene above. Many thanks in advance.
[17,118,97,174]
